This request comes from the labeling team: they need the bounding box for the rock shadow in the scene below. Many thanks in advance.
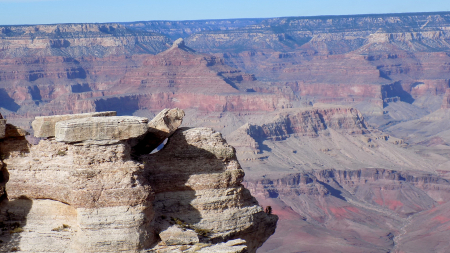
[0,135,30,160]
[0,89,20,112]
[139,130,219,239]
[139,128,277,249]
[0,131,32,251]
[0,196,33,252]
[382,82,415,104]
[317,181,346,201]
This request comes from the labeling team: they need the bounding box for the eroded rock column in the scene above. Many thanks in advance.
[142,127,278,253]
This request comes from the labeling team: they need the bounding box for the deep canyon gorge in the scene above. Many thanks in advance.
[1,12,450,252]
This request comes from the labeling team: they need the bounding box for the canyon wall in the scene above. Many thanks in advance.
[1,12,450,253]
[2,12,450,129]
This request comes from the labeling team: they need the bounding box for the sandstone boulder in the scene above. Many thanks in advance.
[55,116,148,143]
[32,111,116,138]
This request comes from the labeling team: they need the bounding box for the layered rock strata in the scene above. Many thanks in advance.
[55,116,149,143]
[227,105,369,155]
[32,111,116,138]
[142,127,277,252]
[245,168,450,253]
[0,109,276,252]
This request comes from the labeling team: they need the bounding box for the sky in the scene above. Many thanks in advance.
[1,0,450,26]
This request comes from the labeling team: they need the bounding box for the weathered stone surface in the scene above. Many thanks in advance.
[0,119,6,139]
[0,118,277,252]
[148,108,185,141]
[143,127,278,253]
[4,124,29,138]
[2,138,155,252]
[32,111,116,138]
[132,108,185,155]
[55,116,148,143]
[159,225,199,246]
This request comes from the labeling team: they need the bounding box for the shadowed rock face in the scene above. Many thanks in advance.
[0,110,277,252]
[141,127,277,253]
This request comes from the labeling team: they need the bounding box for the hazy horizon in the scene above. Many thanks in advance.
[1,0,450,26]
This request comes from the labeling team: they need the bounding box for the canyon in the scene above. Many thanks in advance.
[1,11,450,252]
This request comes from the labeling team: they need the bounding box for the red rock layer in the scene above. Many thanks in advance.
[0,43,293,123]
[245,168,450,253]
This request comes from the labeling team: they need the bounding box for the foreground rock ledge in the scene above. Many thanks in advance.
[0,109,277,253]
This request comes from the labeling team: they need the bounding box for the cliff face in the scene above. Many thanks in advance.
[182,13,450,53]
[175,13,450,120]
[0,23,170,58]
[3,13,450,127]
[245,106,368,140]
[0,39,292,125]
[0,110,277,252]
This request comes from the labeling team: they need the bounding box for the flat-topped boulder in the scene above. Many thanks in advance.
[32,111,117,138]
[55,116,148,143]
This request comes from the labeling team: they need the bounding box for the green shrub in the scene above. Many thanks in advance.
[57,150,67,156]
[10,227,24,233]
[194,227,211,237]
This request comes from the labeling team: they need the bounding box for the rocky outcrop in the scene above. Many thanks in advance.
[132,108,185,155]
[227,105,368,155]
[0,109,276,252]
[142,127,277,252]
